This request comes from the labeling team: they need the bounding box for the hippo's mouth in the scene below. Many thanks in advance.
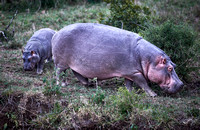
[24,68,33,71]
[161,84,182,94]
[24,67,34,71]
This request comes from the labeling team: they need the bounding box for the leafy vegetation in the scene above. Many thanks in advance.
[99,0,151,32]
[0,0,199,129]
[0,0,103,12]
[90,86,106,104]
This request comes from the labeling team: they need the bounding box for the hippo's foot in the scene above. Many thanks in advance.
[37,69,43,75]
[146,90,157,97]
[84,81,95,87]
[46,57,53,63]
[56,81,68,86]
[72,70,92,86]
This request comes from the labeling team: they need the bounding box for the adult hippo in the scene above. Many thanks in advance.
[52,23,183,97]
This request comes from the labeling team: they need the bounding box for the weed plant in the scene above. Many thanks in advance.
[42,76,63,97]
[90,86,106,104]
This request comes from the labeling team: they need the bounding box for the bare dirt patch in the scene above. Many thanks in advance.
[0,91,53,129]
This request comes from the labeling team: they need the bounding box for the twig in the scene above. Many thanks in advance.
[36,0,41,13]
[55,0,59,8]
[0,10,18,42]
[117,20,147,30]
[130,21,147,29]
[120,20,123,29]
[5,10,18,31]
[0,102,8,113]
[0,31,8,42]
[12,25,15,37]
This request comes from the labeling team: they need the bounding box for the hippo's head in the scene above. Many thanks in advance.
[22,50,40,71]
[147,56,184,94]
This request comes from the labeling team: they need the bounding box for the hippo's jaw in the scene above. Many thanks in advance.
[161,80,184,94]
[24,66,34,71]
[159,72,184,94]
[24,68,32,71]
[23,62,36,71]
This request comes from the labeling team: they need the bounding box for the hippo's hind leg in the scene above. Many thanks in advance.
[47,57,52,62]
[46,55,53,63]
[72,70,90,86]
[125,79,133,92]
[47,54,53,62]
[56,66,68,86]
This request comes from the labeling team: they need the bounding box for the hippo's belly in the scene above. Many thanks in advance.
[68,50,129,79]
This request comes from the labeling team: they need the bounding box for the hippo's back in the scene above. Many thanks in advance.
[52,23,141,59]
[25,28,56,60]
[30,28,55,44]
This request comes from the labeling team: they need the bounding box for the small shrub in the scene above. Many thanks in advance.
[42,77,63,97]
[0,30,23,49]
[4,40,23,49]
[110,87,145,115]
[5,112,19,128]
[142,21,199,81]
[0,0,64,12]
[187,108,200,118]
[91,86,106,104]
[99,0,151,33]
[32,102,63,129]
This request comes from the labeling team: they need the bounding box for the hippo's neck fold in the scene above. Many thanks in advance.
[136,39,167,80]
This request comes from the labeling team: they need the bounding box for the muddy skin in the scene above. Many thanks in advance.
[22,28,56,74]
[52,23,183,97]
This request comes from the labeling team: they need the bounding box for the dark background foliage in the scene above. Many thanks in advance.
[142,21,199,81]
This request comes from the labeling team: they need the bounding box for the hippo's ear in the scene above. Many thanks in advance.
[31,51,35,56]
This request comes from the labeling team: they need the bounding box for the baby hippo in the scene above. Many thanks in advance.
[22,28,56,74]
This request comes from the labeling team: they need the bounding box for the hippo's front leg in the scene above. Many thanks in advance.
[56,67,68,86]
[129,73,157,97]
[37,60,45,74]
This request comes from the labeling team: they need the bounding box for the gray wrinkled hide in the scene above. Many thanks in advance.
[52,23,182,96]
[23,28,56,74]
[52,23,143,76]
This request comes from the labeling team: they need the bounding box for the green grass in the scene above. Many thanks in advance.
[0,1,200,129]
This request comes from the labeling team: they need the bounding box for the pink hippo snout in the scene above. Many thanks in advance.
[162,71,184,94]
